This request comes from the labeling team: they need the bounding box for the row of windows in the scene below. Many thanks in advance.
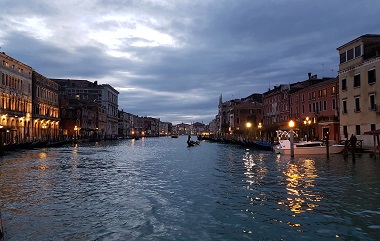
[263,93,286,105]
[341,69,376,90]
[2,60,31,77]
[290,99,336,115]
[291,87,335,105]
[342,94,377,113]
[33,104,59,118]
[1,72,32,93]
[0,96,32,113]
[36,86,59,103]
[343,124,377,137]
[340,45,362,64]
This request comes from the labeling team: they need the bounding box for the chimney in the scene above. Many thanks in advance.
[308,72,312,79]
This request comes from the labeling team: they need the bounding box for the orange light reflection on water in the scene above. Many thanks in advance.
[282,158,321,214]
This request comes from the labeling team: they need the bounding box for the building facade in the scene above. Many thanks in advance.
[32,71,60,141]
[290,77,340,142]
[337,34,380,147]
[0,52,33,144]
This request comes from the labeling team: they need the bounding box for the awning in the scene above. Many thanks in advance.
[364,129,380,135]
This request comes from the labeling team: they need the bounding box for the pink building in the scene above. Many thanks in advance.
[290,76,340,142]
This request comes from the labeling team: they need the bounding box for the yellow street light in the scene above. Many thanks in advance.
[288,120,295,158]
[258,122,263,142]
[303,117,312,141]
[246,122,252,128]
[288,120,295,128]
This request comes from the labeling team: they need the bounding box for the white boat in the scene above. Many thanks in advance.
[276,140,345,155]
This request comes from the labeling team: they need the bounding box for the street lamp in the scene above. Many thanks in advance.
[246,122,252,140]
[258,122,263,142]
[288,120,295,158]
[74,125,78,140]
[303,117,312,141]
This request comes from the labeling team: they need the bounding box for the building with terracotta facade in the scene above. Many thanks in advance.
[337,34,380,147]
[262,84,291,129]
[289,76,339,142]
[0,52,33,144]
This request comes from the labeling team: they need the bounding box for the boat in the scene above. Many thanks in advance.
[187,140,200,147]
[276,140,345,155]
[171,134,179,138]
[250,140,279,151]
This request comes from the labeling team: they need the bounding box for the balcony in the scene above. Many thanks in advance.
[317,115,339,123]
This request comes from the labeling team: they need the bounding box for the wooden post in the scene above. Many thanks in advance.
[343,140,349,159]
[325,135,329,159]
[290,129,294,158]
[350,134,356,162]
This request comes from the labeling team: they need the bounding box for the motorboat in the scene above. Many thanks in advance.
[276,139,345,155]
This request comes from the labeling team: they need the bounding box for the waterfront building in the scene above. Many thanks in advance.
[159,121,172,136]
[0,52,33,144]
[118,110,134,138]
[262,84,291,129]
[99,84,119,139]
[337,34,380,147]
[52,79,119,139]
[217,94,229,135]
[191,122,207,135]
[228,100,263,137]
[174,123,191,135]
[58,98,98,139]
[141,116,160,137]
[208,117,218,136]
[289,76,340,142]
[217,94,263,137]
[32,71,60,141]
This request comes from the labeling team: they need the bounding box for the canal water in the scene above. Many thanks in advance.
[0,136,379,241]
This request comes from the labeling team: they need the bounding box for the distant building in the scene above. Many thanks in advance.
[159,121,172,136]
[216,94,263,137]
[191,122,207,135]
[51,79,119,139]
[337,34,380,147]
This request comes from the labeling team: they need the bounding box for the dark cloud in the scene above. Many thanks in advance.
[1,0,379,124]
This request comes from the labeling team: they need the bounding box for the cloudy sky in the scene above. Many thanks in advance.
[1,0,379,124]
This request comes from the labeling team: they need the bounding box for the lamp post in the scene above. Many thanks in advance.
[289,120,295,158]
[74,125,78,140]
[42,124,47,141]
[246,122,252,140]
[303,117,312,141]
[258,122,263,143]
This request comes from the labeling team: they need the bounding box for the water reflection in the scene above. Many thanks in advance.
[0,138,379,240]
[282,158,321,214]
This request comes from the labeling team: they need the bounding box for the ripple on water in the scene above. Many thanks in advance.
[1,137,380,240]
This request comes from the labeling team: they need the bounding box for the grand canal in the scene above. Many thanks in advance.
[0,136,379,240]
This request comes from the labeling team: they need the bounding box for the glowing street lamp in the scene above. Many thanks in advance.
[74,125,78,139]
[246,122,252,140]
[303,117,312,141]
[258,122,263,142]
[288,120,295,158]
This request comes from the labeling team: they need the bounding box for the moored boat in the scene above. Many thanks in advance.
[276,140,345,155]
